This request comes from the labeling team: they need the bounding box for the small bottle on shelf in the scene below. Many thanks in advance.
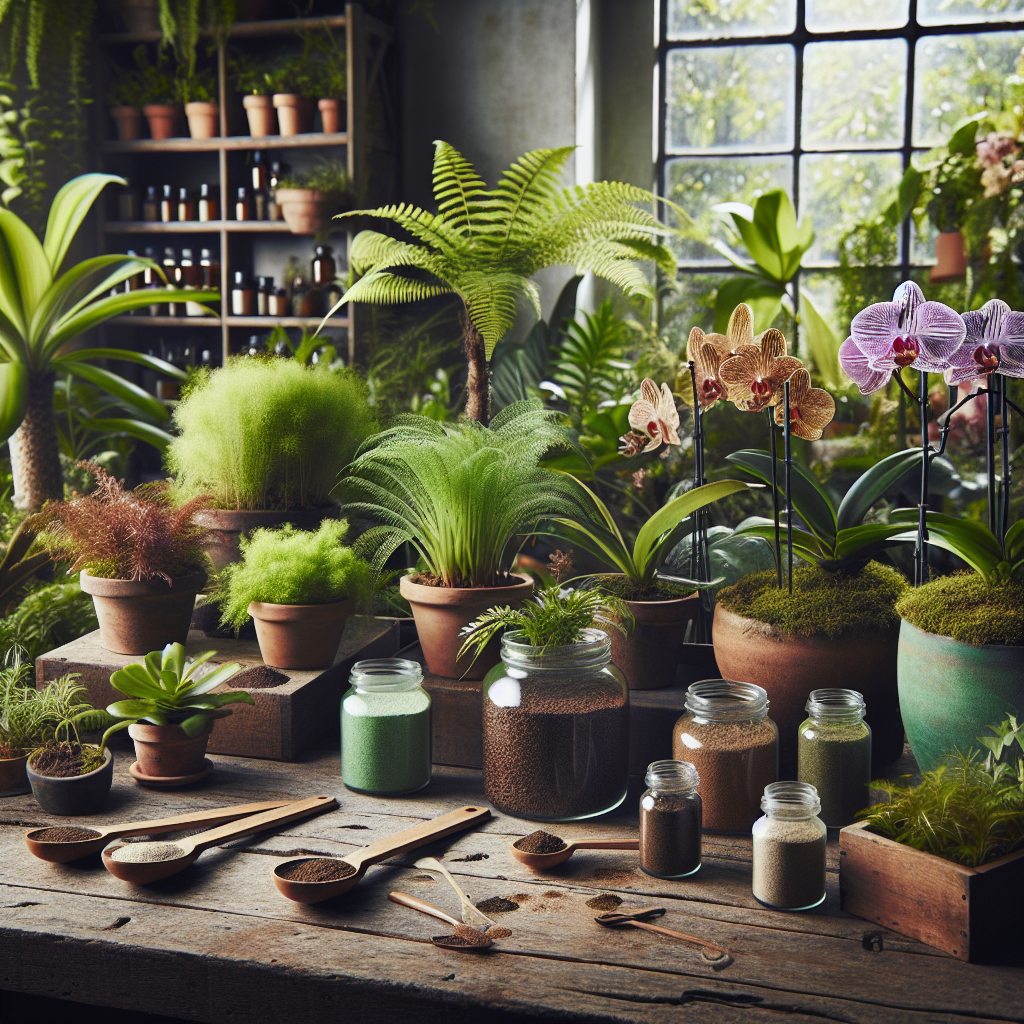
[162,247,179,316]
[122,249,141,312]
[252,151,268,220]
[235,186,252,222]
[180,249,205,316]
[231,270,256,316]
[268,160,286,221]
[199,248,220,289]
[268,287,288,316]
[257,276,274,316]
[198,183,219,222]
[142,186,159,222]
[291,274,313,317]
[311,244,336,316]
[245,334,262,356]
[142,246,160,315]
[160,185,175,222]
[177,187,196,222]
[118,180,139,221]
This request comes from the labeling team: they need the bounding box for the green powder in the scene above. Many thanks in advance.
[341,688,431,795]
[797,721,871,827]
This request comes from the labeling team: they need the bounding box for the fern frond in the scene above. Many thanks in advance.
[338,271,453,307]
[431,140,490,235]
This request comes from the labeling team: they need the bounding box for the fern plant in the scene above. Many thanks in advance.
[27,675,117,776]
[324,142,681,421]
[342,400,591,588]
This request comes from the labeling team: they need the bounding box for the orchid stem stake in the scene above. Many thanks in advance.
[917,370,930,586]
[767,409,782,588]
[783,380,793,596]
[999,373,1010,557]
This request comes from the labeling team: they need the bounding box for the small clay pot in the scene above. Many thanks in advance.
[185,101,220,140]
[129,718,216,778]
[27,748,113,816]
[111,105,144,141]
[143,104,180,140]
[80,570,206,656]
[610,589,699,690]
[243,93,276,137]
[318,98,343,134]
[400,573,534,680]
[0,753,29,797]
[194,506,339,571]
[272,93,314,136]
[249,599,354,670]
[930,231,968,284]
[274,188,327,235]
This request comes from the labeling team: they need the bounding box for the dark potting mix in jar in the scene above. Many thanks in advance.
[639,760,702,879]
[797,688,871,828]
[341,659,432,795]
[482,629,629,821]
[672,680,777,833]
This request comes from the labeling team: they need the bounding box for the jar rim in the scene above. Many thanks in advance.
[349,658,423,691]
[500,628,612,668]
[806,688,866,720]
[645,759,699,791]
[761,780,821,817]
[685,679,769,721]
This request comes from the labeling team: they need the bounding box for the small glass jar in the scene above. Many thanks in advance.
[235,186,252,221]
[198,183,219,221]
[797,689,871,828]
[160,184,175,222]
[268,287,289,316]
[312,244,335,286]
[482,629,629,822]
[257,276,274,316]
[752,781,827,911]
[673,680,777,833]
[640,760,702,879]
[142,185,159,222]
[177,186,196,222]
[231,270,256,316]
[118,181,139,221]
[341,659,432,795]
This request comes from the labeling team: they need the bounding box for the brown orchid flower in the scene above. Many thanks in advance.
[627,378,680,452]
[682,327,730,408]
[719,328,803,412]
[773,366,836,441]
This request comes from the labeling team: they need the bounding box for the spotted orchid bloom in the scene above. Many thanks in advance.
[839,281,965,394]
[627,378,680,452]
[773,367,835,441]
[684,326,730,409]
[719,328,803,412]
[943,298,1024,385]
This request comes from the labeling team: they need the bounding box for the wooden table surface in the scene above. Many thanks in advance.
[0,748,1021,1024]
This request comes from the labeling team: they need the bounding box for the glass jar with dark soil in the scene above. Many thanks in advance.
[673,680,777,834]
[640,760,702,879]
[482,629,629,822]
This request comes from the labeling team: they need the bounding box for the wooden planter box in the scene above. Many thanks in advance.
[839,821,1024,962]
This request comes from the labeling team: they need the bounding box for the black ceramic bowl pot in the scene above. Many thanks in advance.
[27,749,114,815]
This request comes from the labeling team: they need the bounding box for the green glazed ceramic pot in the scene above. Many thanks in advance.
[897,619,1024,772]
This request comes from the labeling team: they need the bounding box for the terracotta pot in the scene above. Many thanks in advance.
[898,620,1024,773]
[609,590,699,690]
[0,753,29,797]
[712,605,903,771]
[129,718,215,778]
[194,506,340,571]
[274,188,327,235]
[80,570,205,656]
[143,104,180,140]
[272,93,314,136]
[185,101,220,140]
[243,94,276,137]
[929,231,968,284]
[27,748,113,815]
[318,98,343,134]
[249,599,354,670]
[111,105,144,141]
[400,573,534,680]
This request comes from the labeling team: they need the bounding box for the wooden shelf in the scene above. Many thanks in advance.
[108,315,349,331]
[103,132,348,153]
[103,220,301,234]
[97,13,392,45]
[109,315,222,328]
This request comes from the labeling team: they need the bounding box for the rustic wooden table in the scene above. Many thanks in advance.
[0,749,1020,1024]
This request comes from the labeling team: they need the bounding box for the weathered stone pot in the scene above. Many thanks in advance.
[185,101,220,140]
[712,605,903,771]
[610,590,699,690]
[194,506,339,571]
[142,104,180,140]
[272,93,314,136]
[249,599,353,670]
[128,718,217,779]
[243,94,276,137]
[274,188,327,235]
[80,571,205,656]
[897,620,1024,773]
[0,753,29,797]
[27,748,113,815]
[929,231,968,284]
[318,97,342,133]
[111,105,144,141]
[400,573,534,680]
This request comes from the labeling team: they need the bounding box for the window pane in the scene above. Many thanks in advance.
[806,0,909,31]
[667,0,796,40]
[799,152,904,265]
[666,155,793,264]
[802,39,907,150]
[666,45,795,152]
[913,31,1024,146]
[918,0,1024,26]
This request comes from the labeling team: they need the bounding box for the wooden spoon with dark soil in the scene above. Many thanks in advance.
[389,891,493,950]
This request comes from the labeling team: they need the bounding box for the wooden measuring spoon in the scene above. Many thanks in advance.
[595,907,733,963]
[509,836,639,871]
[389,891,492,950]
[272,804,491,904]
[26,800,294,864]
[102,795,337,884]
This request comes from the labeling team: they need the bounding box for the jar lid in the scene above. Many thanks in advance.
[761,781,820,818]
[684,679,769,721]
[350,658,424,691]
[806,688,866,721]
[499,627,612,670]
[645,759,699,792]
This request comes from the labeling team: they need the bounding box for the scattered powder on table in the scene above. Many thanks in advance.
[476,896,519,914]
[33,826,99,843]
[486,926,513,939]
[514,831,566,854]
[277,858,357,883]
[434,934,474,946]
[109,842,183,864]
[585,894,622,911]
[451,852,488,862]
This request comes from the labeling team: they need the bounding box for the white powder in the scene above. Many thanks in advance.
[109,842,184,864]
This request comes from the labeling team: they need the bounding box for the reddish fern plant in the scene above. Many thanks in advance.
[41,463,213,584]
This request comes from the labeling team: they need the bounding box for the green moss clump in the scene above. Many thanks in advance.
[896,573,1024,647]
[716,562,908,638]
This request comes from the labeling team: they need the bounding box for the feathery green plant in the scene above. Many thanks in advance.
[27,674,117,774]
[0,654,47,755]
[324,142,684,421]
[168,359,377,511]
[215,520,373,630]
[342,400,591,588]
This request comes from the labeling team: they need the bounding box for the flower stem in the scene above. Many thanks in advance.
[916,369,930,586]
[784,381,793,596]
[767,409,782,588]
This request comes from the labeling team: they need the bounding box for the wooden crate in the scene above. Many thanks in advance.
[839,821,1024,962]
[36,616,400,761]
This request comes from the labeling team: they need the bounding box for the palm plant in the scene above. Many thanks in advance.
[0,173,218,510]
[323,142,680,422]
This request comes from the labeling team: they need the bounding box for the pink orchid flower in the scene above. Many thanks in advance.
[627,378,680,452]
[944,298,1024,385]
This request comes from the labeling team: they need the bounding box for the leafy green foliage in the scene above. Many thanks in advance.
[0,654,47,754]
[0,578,96,662]
[895,573,1024,647]
[277,159,351,201]
[215,520,373,630]
[108,46,177,107]
[26,673,113,765]
[168,358,376,511]
[107,642,253,739]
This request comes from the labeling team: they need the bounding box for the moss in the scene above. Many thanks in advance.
[716,563,908,639]
[896,573,1024,647]
[599,576,693,602]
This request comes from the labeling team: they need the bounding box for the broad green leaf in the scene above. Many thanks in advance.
[0,208,50,327]
[107,667,163,700]
[833,523,917,560]
[186,662,244,695]
[106,698,164,722]
[83,418,175,451]
[890,509,1001,575]
[60,361,171,423]
[837,450,923,530]
[895,165,924,224]
[732,520,829,564]
[799,294,841,390]
[188,690,255,708]
[43,173,124,274]
[1006,520,1024,559]
[713,277,785,334]
[52,347,188,381]
[0,361,27,446]
[178,713,213,737]
[948,112,986,156]
[162,642,185,678]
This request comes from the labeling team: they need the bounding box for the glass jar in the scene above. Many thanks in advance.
[341,659,431,795]
[482,629,629,822]
[673,680,778,833]
[235,186,252,221]
[752,781,827,911]
[640,760,702,879]
[268,288,289,315]
[177,187,196,222]
[797,689,871,828]
[257,276,274,316]
[142,185,159,222]
[231,270,256,316]
[160,184,175,222]
[198,183,219,221]
[118,181,139,221]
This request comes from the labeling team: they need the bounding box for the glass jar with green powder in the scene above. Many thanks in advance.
[796,688,871,827]
[341,659,432,795]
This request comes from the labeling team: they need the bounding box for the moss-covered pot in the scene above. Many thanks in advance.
[897,620,1024,773]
